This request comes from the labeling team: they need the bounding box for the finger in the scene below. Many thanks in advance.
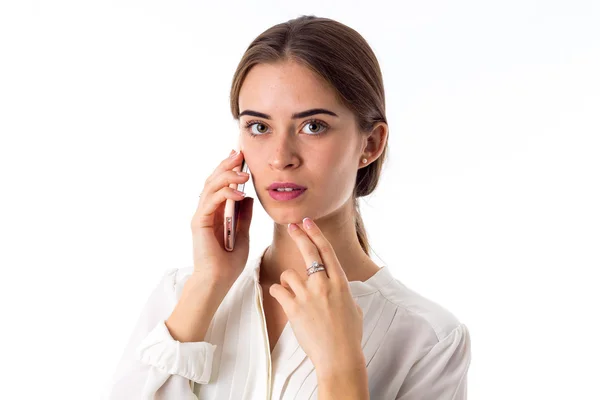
[300,217,348,286]
[287,222,329,284]
[205,169,249,195]
[204,164,249,220]
[207,149,245,183]
[192,186,246,229]
[269,283,296,315]
[279,268,307,300]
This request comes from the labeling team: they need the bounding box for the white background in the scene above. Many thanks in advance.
[1,1,598,399]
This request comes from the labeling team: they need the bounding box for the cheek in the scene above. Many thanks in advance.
[320,158,356,192]
[239,138,257,160]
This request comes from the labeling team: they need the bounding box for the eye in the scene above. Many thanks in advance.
[245,121,270,135]
[243,119,329,137]
[301,120,328,135]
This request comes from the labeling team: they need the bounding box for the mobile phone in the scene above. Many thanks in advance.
[224,156,250,251]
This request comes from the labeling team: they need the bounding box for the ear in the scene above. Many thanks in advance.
[361,122,388,163]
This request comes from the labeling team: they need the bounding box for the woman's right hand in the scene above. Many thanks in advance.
[190,149,254,287]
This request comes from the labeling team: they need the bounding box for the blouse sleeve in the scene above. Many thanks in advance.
[396,323,471,400]
[107,268,217,400]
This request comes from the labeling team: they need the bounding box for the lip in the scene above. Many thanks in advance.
[267,182,307,190]
[268,187,306,201]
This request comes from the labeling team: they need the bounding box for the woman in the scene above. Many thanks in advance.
[109,15,471,400]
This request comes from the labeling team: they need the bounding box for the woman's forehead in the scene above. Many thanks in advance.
[238,62,343,112]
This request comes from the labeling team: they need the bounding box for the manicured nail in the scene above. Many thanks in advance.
[288,223,298,231]
[230,150,239,158]
[302,217,314,229]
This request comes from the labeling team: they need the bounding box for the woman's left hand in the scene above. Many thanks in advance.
[269,217,366,374]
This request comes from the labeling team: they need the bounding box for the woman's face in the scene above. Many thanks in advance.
[238,60,365,223]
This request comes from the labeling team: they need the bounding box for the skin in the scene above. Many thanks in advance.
[237,59,389,289]
[236,61,388,397]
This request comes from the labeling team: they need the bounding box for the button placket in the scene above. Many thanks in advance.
[255,282,273,400]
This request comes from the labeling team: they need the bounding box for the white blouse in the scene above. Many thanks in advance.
[108,246,471,399]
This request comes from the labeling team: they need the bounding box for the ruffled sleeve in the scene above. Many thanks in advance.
[396,323,472,400]
[108,268,217,400]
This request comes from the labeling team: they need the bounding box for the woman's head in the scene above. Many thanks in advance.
[230,15,388,256]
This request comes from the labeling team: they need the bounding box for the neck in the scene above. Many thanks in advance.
[259,198,378,286]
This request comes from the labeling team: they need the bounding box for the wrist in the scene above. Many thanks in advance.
[187,272,232,296]
[165,273,231,343]
[175,273,231,318]
[314,347,366,378]
[317,359,369,400]
[316,358,367,382]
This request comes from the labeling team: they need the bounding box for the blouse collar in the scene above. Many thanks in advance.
[247,245,395,297]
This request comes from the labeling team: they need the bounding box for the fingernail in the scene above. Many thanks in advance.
[230,150,239,158]
[288,223,298,231]
[302,217,314,229]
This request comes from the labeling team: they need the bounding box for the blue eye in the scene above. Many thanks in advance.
[243,119,329,137]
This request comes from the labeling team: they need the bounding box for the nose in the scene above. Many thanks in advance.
[269,152,299,171]
[268,136,300,171]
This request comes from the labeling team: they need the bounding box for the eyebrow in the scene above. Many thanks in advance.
[238,108,339,119]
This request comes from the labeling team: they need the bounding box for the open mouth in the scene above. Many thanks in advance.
[268,188,307,200]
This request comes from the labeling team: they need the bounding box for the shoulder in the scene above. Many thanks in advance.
[370,279,472,398]
[376,277,469,351]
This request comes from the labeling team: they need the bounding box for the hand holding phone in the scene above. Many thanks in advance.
[190,149,253,286]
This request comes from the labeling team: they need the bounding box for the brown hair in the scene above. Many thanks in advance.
[229,15,388,257]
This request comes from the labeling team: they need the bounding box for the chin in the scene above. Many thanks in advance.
[263,206,307,225]
[271,212,305,226]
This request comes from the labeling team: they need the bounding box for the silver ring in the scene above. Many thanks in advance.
[306,260,326,276]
